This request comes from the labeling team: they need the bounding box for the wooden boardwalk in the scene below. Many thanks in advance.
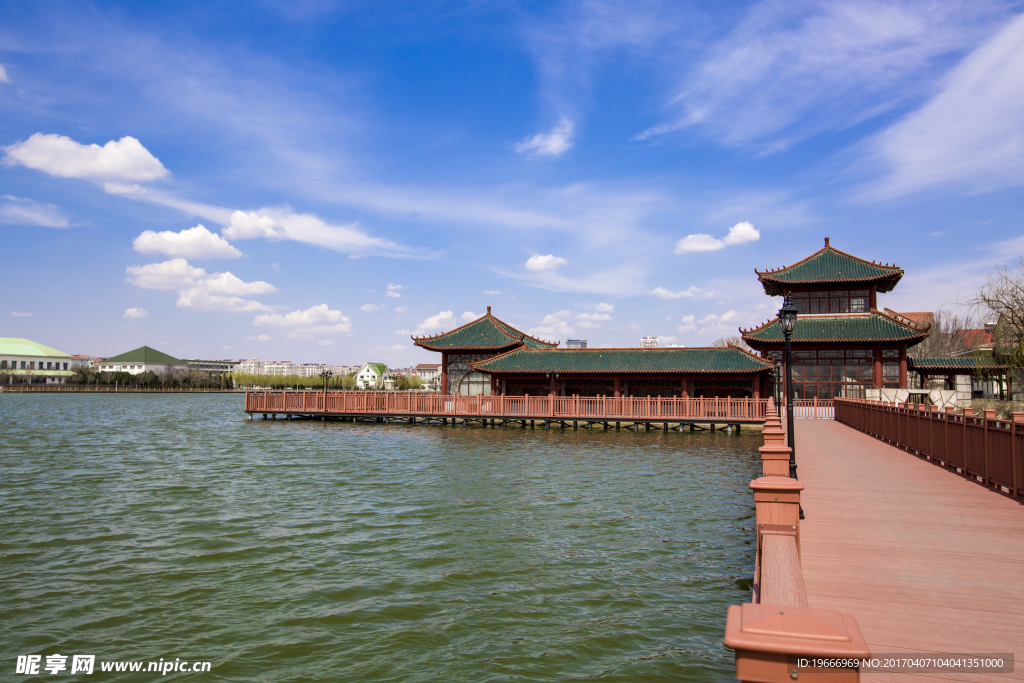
[796,420,1024,682]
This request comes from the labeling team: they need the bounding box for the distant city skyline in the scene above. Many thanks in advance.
[3,2,1024,367]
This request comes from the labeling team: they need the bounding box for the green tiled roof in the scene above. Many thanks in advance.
[0,337,70,358]
[413,312,557,351]
[909,356,1006,371]
[365,363,389,375]
[472,346,772,374]
[757,243,903,295]
[103,346,185,365]
[742,313,929,346]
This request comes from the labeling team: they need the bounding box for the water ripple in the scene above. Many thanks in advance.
[0,394,758,682]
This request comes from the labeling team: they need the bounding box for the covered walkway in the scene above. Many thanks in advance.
[796,420,1024,681]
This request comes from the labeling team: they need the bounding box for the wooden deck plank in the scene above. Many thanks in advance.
[794,421,1024,682]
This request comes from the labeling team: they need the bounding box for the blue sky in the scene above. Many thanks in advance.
[3,0,1024,366]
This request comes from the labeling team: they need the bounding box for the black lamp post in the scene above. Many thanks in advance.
[319,368,333,393]
[773,358,783,406]
[778,294,799,481]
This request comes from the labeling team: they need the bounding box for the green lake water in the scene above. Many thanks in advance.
[0,394,760,681]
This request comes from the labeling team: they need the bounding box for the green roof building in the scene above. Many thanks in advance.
[0,337,74,384]
[743,238,932,399]
[412,308,774,399]
[95,346,188,375]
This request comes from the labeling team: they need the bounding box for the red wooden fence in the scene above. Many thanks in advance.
[835,398,1024,498]
[244,391,769,422]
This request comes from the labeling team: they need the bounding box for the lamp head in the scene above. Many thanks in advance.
[778,294,798,336]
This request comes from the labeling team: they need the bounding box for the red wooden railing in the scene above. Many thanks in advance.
[244,391,769,422]
[835,398,1024,498]
[725,398,869,680]
[782,398,834,419]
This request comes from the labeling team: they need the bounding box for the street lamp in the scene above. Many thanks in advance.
[773,358,783,406]
[319,368,333,393]
[778,294,799,482]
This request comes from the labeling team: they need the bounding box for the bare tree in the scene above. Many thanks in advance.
[907,308,974,359]
[964,258,1024,368]
[711,335,752,352]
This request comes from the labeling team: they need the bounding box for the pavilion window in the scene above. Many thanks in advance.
[881,349,899,388]
[789,289,869,314]
[784,349,874,399]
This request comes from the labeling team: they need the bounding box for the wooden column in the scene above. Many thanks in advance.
[873,347,883,389]
[681,377,689,399]
[898,346,908,389]
[614,377,621,398]
[441,352,449,396]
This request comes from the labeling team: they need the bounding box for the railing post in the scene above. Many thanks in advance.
[751,476,804,555]
[1013,413,1024,498]
[984,409,995,488]
[963,407,973,479]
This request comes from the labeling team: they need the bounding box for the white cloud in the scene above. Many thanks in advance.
[222,210,287,241]
[270,263,280,271]
[678,315,696,332]
[461,311,478,321]
[126,258,207,291]
[387,283,404,290]
[0,65,9,84]
[415,310,455,333]
[386,290,401,298]
[595,302,614,312]
[868,13,1024,198]
[3,133,168,180]
[649,285,715,299]
[0,195,71,228]
[699,310,743,325]
[245,334,272,342]
[125,258,276,312]
[394,306,408,313]
[10,311,33,317]
[515,118,575,157]
[104,182,146,195]
[483,290,501,295]
[317,339,336,346]
[389,344,406,351]
[360,303,380,312]
[525,254,568,271]
[637,2,1004,150]
[529,310,575,338]
[253,304,352,339]
[124,307,148,319]
[675,222,759,254]
[133,224,242,259]
[576,312,611,322]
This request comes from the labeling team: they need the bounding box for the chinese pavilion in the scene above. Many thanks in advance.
[412,307,559,395]
[413,307,774,397]
[741,238,931,399]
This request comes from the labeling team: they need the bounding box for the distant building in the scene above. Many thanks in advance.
[69,354,95,368]
[264,361,297,376]
[333,365,360,376]
[0,338,74,384]
[186,359,239,376]
[565,340,588,349]
[640,336,658,349]
[96,346,188,376]
[237,359,265,375]
[355,362,394,389]
[415,363,442,391]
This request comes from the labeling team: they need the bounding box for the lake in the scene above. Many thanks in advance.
[0,393,759,681]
